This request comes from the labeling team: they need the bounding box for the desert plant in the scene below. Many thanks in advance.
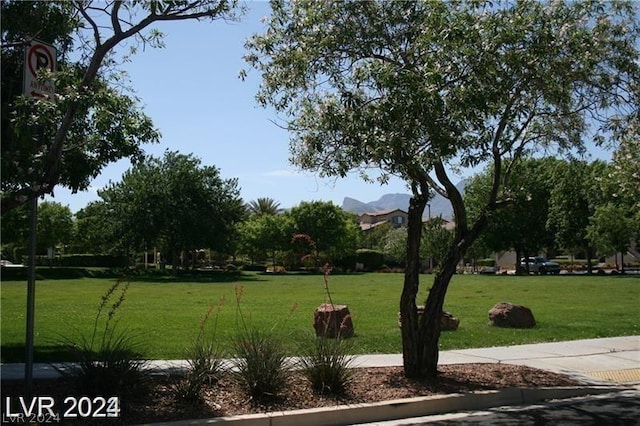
[64,279,149,399]
[232,285,293,402]
[298,335,354,396]
[174,298,227,403]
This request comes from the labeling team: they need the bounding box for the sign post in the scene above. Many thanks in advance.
[23,39,56,395]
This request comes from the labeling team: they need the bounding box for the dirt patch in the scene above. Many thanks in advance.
[1,363,582,425]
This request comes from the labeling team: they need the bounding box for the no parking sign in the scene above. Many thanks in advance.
[23,39,57,99]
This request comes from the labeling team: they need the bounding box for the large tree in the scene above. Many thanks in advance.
[547,159,608,271]
[289,201,361,265]
[246,0,639,378]
[100,151,245,270]
[36,201,74,257]
[465,158,559,274]
[1,0,241,215]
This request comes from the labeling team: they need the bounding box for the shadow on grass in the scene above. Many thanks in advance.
[126,270,267,283]
[1,343,79,363]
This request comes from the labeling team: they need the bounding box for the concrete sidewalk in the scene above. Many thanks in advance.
[2,335,638,384]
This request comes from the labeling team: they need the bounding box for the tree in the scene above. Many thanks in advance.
[246,197,282,216]
[36,201,74,258]
[289,201,361,265]
[547,160,607,272]
[246,0,639,378]
[465,158,558,274]
[383,227,407,264]
[238,212,292,265]
[420,217,454,272]
[73,201,122,254]
[1,0,242,215]
[100,151,245,270]
[587,203,635,271]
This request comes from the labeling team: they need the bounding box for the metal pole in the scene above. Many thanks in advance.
[25,194,38,396]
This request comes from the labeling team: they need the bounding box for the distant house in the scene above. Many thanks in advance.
[358,209,408,231]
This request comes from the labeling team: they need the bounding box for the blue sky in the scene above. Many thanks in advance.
[47,2,412,213]
[47,1,612,213]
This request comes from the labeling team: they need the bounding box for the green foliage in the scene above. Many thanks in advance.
[99,151,245,268]
[547,160,607,256]
[73,201,123,254]
[246,197,282,216]
[354,249,385,271]
[383,227,407,264]
[62,279,149,399]
[297,335,354,396]
[0,1,159,214]
[232,327,290,401]
[587,203,635,260]
[238,212,292,265]
[289,201,362,263]
[421,217,454,270]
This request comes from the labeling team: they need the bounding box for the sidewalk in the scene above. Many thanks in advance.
[1,336,639,384]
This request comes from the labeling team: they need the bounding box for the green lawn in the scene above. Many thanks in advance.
[1,272,638,362]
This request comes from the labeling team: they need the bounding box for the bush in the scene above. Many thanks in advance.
[355,249,385,271]
[232,327,290,401]
[476,258,496,267]
[231,285,293,402]
[298,335,354,396]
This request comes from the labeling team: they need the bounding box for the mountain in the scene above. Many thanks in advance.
[341,180,467,220]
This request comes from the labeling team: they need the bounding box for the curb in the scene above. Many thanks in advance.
[137,386,628,426]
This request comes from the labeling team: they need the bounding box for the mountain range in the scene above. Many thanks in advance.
[341,180,467,220]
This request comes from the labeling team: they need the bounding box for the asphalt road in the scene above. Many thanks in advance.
[368,388,640,425]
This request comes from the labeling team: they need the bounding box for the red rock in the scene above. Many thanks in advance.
[313,303,354,338]
[489,302,536,328]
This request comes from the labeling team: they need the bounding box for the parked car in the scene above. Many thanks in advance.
[520,256,561,275]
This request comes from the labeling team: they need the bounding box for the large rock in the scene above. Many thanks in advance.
[488,302,536,328]
[397,306,460,331]
[313,303,354,338]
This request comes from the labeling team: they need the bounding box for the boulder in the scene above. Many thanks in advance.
[397,306,460,331]
[313,303,354,338]
[488,302,536,328]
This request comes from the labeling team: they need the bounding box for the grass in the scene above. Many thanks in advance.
[1,272,638,362]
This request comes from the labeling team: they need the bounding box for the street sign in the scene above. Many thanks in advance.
[23,39,57,99]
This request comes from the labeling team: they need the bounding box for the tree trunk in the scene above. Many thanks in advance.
[400,194,428,378]
[416,252,458,377]
[515,248,523,275]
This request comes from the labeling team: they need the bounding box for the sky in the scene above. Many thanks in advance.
[46,1,612,213]
[46,2,413,213]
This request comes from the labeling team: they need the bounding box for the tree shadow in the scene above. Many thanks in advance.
[1,343,78,363]
[125,270,267,283]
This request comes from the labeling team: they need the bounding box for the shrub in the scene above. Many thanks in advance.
[233,327,290,401]
[355,249,385,271]
[298,335,354,396]
[476,258,496,267]
[231,285,293,402]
